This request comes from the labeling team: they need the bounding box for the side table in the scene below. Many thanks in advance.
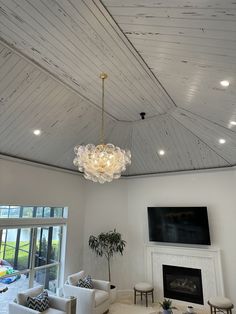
[67,296,77,314]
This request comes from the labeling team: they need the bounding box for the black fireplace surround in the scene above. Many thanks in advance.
[163,265,204,305]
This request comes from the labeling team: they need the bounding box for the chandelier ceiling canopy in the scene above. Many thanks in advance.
[73,73,131,183]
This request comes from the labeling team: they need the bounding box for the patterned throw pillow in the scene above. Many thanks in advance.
[26,290,49,312]
[78,275,94,289]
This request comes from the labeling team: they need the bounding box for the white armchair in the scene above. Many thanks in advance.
[63,271,110,314]
[9,285,72,314]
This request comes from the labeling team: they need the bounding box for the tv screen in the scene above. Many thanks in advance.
[148,207,211,245]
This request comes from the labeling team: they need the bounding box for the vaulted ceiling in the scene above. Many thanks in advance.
[0,0,235,176]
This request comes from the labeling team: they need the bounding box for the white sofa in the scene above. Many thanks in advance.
[9,285,72,314]
[63,271,110,314]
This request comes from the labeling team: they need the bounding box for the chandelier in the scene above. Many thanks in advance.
[73,73,131,183]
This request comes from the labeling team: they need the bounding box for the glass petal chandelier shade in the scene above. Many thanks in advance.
[73,73,131,183]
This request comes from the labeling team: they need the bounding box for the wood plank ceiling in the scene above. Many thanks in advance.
[0,0,235,176]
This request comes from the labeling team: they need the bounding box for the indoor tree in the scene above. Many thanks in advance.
[88,229,126,282]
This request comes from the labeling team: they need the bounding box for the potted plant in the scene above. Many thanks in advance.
[88,229,126,303]
[159,299,176,314]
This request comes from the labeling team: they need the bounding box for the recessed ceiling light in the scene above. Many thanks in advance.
[158,150,165,156]
[219,138,226,144]
[230,121,236,126]
[33,129,41,136]
[220,80,229,87]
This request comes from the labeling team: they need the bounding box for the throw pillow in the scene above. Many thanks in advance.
[68,270,85,286]
[78,275,94,289]
[26,290,49,312]
[18,285,44,306]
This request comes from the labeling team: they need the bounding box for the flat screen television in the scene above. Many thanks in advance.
[148,207,211,245]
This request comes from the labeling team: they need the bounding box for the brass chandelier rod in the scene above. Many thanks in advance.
[100,72,107,144]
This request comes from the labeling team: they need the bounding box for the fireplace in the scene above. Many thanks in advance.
[163,265,204,305]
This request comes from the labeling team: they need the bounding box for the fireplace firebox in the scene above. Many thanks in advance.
[163,265,204,305]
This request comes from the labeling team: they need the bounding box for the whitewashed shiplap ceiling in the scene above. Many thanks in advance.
[0,42,116,169]
[0,0,235,176]
[0,0,174,121]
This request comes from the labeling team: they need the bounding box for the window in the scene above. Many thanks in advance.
[0,206,64,219]
[0,205,67,314]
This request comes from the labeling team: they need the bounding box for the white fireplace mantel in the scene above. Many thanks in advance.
[146,244,224,307]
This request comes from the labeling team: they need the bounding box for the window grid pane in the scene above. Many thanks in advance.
[0,206,64,219]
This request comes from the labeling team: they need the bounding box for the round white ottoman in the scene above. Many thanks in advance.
[134,282,154,307]
[208,296,234,314]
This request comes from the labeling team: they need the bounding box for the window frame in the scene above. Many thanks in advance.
[0,210,67,293]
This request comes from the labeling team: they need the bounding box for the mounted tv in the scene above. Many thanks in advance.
[148,207,211,245]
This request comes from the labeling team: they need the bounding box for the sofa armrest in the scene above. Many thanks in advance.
[64,284,95,314]
[49,295,71,312]
[9,302,40,314]
[92,279,110,293]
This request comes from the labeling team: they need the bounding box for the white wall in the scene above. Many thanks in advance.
[83,168,236,306]
[82,180,130,289]
[0,158,85,278]
[1,157,235,306]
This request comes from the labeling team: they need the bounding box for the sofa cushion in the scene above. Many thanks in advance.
[26,290,49,312]
[94,289,109,307]
[17,285,44,306]
[68,270,85,286]
[43,309,65,314]
[78,275,93,289]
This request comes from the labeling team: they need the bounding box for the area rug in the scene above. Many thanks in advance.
[110,303,157,314]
